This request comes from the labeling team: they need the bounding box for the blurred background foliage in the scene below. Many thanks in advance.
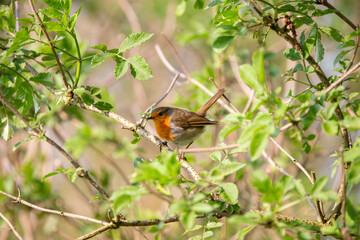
[0,0,360,239]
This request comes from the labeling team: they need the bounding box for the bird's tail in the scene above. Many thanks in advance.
[196,88,225,116]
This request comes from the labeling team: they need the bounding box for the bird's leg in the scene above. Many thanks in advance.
[159,141,169,152]
[179,141,193,159]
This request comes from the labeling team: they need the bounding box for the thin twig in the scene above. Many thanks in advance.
[270,137,314,184]
[311,172,326,223]
[14,1,20,32]
[161,34,192,80]
[339,149,351,239]
[90,144,131,185]
[0,212,23,240]
[242,90,255,114]
[279,122,294,132]
[209,77,240,113]
[28,0,68,89]
[139,73,180,126]
[77,224,114,240]
[324,62,360,95]
[262,151,292,177]
[0,190,108,226]
[154,44,234,113]
[178,144,240,155]
[116,0,141,33]
[345,26,359,72]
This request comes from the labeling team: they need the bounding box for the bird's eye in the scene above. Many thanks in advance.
[158,112,163,116]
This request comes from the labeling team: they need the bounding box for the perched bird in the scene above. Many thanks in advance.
[147,89,225,150]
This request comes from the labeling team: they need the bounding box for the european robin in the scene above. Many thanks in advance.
[147,88,225,150]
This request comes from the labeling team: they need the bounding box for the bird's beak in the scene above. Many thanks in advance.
[147,116,154,120]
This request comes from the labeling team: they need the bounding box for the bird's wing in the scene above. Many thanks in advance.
[172,111,217,128]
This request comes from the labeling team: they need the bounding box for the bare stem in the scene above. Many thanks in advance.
[270,137,314,184]
[0,211,23,240]
[28,0,68,89]
[139,73,180,126]
[0,190,108,226]
[324,61,360,95]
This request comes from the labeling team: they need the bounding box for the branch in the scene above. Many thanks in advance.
[324,61,360,95]
[318,0,357,30]
[0,190,108,226]
[178,144,240,155]
[270,137,314,184]
[0,93,115,217]
[139,73,180,126]
[0,212,23,240]
[67,98,171,152]
[28,0,68,89]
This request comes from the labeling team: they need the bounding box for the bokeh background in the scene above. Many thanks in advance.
[1,0,360,239]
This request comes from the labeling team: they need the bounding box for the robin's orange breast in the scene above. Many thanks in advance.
[152,115,175,141]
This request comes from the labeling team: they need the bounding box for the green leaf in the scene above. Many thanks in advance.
[212,36,234,53]
[81,93,94,106]
[114,59,128,80]
[176,0,187,16]
[12,137,30,151]
[343,147,360,163]
[209,161,246,181]
[333,50,351,66]
[2,120,14,141]
[44,21,65,32]
[238,64,263,93]
[311,177,328,195]
[91,45,107,52]
[220,182,238,204]
[322,120,339,135]
[94,101,113,111]
[221,113,245,123]
[128,55,153,80]
[191,203,215,213]
[30,73,55,88]
[210,151,221,162]
[319,26,343,42]
[347,161,360,184]
[252,48,265,84]
[340,116,360,130]
[180,210,197,229]
[249,131,268,159]
[7,28,30,56]
[118,32,154,53]
[69,5,82,30]
[283,48,301,61]
[91,53,115,68]
[41,8,63,20]
[219,125,240,141]
[111,186,147,212]
[303,25,317,58]
[194,0,205,9]
[42,169,63,182]
[315,35,324,63]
